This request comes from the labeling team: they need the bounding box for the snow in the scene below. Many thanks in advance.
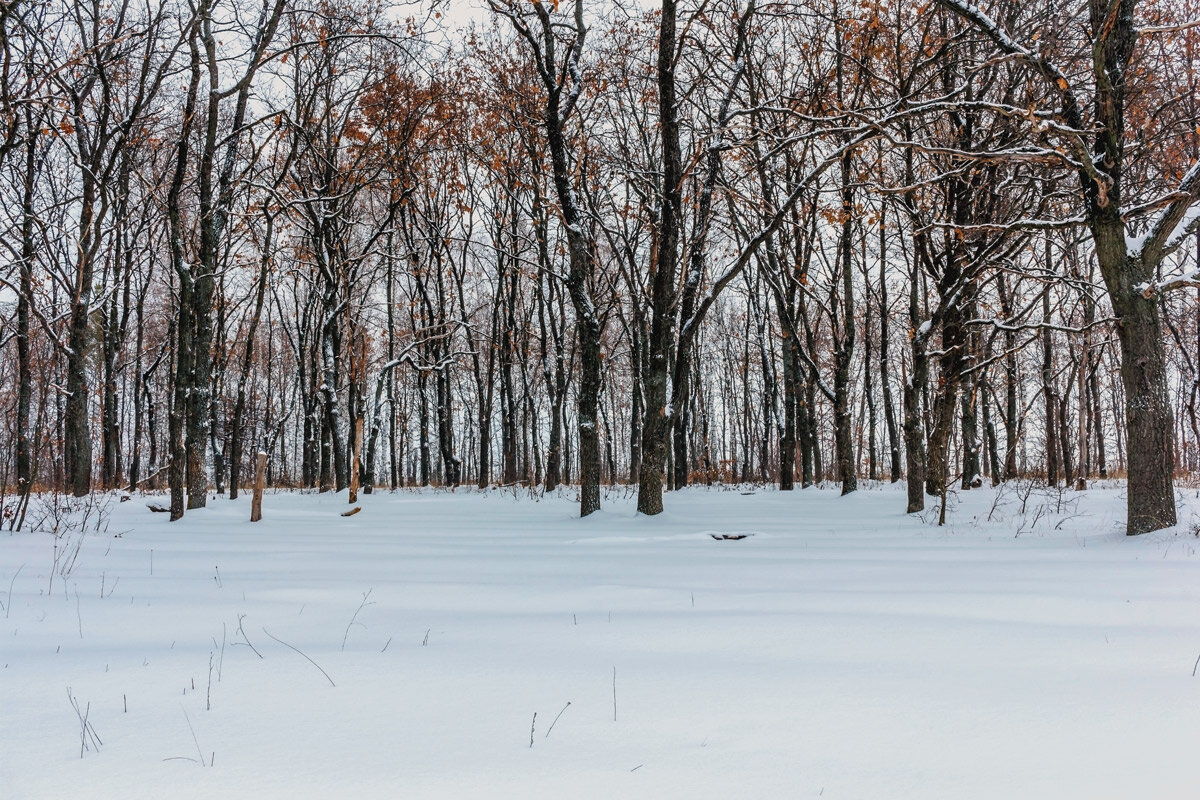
[1126,231,1148,257]
[1137,266,1200,297]
[3,483,1200,799]
[1164,201,1200,252]
[1133,198,1200,262]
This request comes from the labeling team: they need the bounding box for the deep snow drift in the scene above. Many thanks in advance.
[3,482,1200,799]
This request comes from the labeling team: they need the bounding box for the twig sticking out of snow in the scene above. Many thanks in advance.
[545,701,571,739]
[214,624,226,681]
[67,687,102,758]
[234,614,263,659]
[4,563,23,619]
[529,712,537,748]
[341,589,374,652]
[180,704,206,766]
[263,627,335,687]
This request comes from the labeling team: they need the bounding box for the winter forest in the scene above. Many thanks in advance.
[0,0,1198,532]
[4,1,1200,796]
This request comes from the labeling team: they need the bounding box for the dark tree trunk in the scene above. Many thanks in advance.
[64,186,97,498]
[997,273,1020,480]
[168,35,201,520]
[959,319,980,489]
[436,367,461,487]
[904,236,930,513]
[637,0,682,516]
[878,207,902,482]
[627,315,643,485]
[981,377,1002,486]
[15,110,35,497]
[1041,285,1059,486]
[778,332,798,491]
[417,372,431,486]
[504,0,602,515]
[832,150,857,495]
[229,215,273,500]
[1101,246,1177,531]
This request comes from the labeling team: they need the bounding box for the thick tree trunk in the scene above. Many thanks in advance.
[903,360,928,513]
[925,374,956,496]
[64,215,95,498]
[574,313,603,515]
[637,0,682,516]
[168,41,201,519]
[905,250,930,513]
[319,302,347,492]
[1115,307,1176,530]
[832,151,857,495]
[1112,279,1177,532]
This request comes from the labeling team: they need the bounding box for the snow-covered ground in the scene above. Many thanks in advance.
[3,482,1200,799]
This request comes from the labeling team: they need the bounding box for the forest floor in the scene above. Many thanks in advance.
[3,481,1200,799]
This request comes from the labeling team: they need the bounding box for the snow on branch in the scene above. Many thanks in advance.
[919,217,1086,234]
[933,1,1078,108]
[933,1,1100,190]
[1135,161,1200,263]
[1137,266,1200,299]
[1138,19,1200,36]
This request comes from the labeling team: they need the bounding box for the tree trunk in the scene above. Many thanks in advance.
[1041,286,1059,486]
[832,150,857,495]
[637,0,683,516]
[878,209,902,482]
[250,452,266,522]
[15,111,35,497]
